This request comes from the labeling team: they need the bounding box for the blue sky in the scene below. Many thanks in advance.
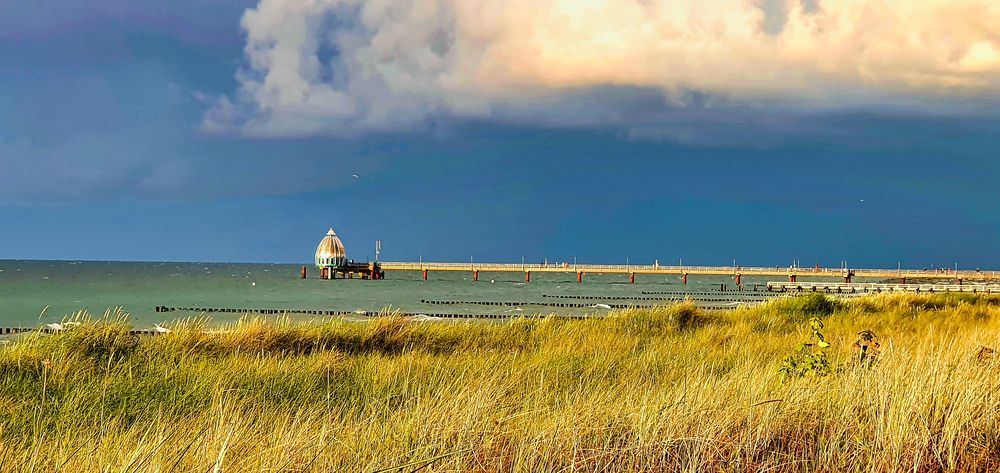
[2,0,999,268]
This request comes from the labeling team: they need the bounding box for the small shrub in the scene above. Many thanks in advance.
[798,293,839,316]
[768,294,841,323]
[610,302,710,336]
[778,317,832,380]
[669,302,708,332]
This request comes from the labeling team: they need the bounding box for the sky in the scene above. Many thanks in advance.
[1,0,999,268]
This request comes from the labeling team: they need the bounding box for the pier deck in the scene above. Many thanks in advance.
[380,262,996,281]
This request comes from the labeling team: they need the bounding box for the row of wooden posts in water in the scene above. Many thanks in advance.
[153,306,590,319]
[0,327,161,335]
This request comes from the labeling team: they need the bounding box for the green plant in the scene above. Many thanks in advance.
[778,317,832,380]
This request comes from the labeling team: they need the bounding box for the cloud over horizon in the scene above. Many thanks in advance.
[206,0,1000,136]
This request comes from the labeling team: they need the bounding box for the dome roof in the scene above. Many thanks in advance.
[315,228,347,266]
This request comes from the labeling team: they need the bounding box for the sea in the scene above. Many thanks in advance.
[0,260,853,327]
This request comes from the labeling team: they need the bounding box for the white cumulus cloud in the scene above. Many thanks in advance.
[206,0,1000,136]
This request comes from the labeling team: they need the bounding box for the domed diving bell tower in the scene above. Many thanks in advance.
[313,228,383,280]
[315,228,346,279]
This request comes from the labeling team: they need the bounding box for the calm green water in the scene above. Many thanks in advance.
[0,260,851,327]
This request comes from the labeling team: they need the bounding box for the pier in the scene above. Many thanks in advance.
[378,261,996,283]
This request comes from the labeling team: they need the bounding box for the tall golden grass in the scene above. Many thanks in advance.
[1,293,999,471]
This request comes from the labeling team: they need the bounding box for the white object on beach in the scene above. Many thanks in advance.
[153,324,171,334]
[45,322,64,331]
[590,304,612,309]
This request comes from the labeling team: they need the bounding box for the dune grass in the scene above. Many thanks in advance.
[1,293,1000,471]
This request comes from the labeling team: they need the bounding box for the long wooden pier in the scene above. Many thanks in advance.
[379,262,997,282]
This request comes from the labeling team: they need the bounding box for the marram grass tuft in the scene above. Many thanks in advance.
[0,293,999,471]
